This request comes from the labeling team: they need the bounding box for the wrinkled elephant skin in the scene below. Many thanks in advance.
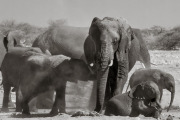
[32,17,150,112]
[105,81,162,119]
[1,48,93,115]
[127,68,175,112]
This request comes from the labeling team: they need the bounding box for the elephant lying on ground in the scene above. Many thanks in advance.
[32,17,151,112]
[105,81,162,119]
[1,48,93,115]
[126,68,175,111]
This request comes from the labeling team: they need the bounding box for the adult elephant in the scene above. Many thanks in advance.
[32,17,150,112]
[84,17,151,112]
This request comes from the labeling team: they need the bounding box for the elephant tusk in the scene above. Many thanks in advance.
[90,63,94,67]
[108,60,113,66]
[141,62,145,68]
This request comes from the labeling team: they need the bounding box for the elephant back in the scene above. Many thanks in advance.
[32,26,89,59]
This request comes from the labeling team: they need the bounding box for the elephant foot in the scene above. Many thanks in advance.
[49,108,58,116]
[1,107,9,112]
[22,110,30,115]
[94,107,103,114]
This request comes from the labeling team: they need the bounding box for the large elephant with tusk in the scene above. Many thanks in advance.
[84,17,150,112]
[32,17,150,112]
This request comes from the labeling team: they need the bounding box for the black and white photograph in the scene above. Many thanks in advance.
[0,0,180,119]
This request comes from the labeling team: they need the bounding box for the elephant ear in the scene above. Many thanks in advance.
[84,36,96,66]
[89,17,101,40]
[91,17,101,25]
[50,55,71,68]
[85,17,101,66]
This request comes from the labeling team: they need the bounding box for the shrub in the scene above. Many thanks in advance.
[142,26,180,50]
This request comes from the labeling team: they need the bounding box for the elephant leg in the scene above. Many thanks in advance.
[16,90,22,112]
[50,85,66,115]
[139,44,151,68]
[104,78,111,109]
[114,60,128,95]
[22,100,30,115]
[108,66,117,98]
[50,93,58,116]
[2,84,11,112]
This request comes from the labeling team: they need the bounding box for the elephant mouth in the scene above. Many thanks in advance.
[128,92,159,111]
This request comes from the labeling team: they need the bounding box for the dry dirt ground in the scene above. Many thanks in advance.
[0,50,180,120]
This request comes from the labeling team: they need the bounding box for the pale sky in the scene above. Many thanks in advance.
[0,0,180,28]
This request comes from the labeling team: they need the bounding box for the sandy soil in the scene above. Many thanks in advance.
[0,50,180,120]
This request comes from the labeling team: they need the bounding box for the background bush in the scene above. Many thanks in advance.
[0,19,180,50]
[141,26,180,50]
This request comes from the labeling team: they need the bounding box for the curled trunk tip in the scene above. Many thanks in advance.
[167,92,175,112]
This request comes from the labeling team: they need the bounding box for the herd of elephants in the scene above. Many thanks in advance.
[0,17,175,119]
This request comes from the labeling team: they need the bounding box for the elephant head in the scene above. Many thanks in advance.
[161,72,175,111]
[129,81,161,110]
[84,17,134,112]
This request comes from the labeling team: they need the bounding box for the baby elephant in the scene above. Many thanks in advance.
[1,48,93,115]
[105,81,162,119]
[126,68,175,111]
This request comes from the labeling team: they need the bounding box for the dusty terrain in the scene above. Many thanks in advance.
[0,50,180,120]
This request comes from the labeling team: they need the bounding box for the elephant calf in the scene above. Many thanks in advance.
[126,68,175,111]
[1,49,93,115]
[1,47,44,112]
[105,81,162,119]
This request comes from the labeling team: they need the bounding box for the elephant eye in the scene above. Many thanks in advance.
[112,38,118,44]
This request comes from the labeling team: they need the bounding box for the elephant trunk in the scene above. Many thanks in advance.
[154,86,162,109]
[95,43,112,112]
[167,88,175,112]
[95,66,109,112]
